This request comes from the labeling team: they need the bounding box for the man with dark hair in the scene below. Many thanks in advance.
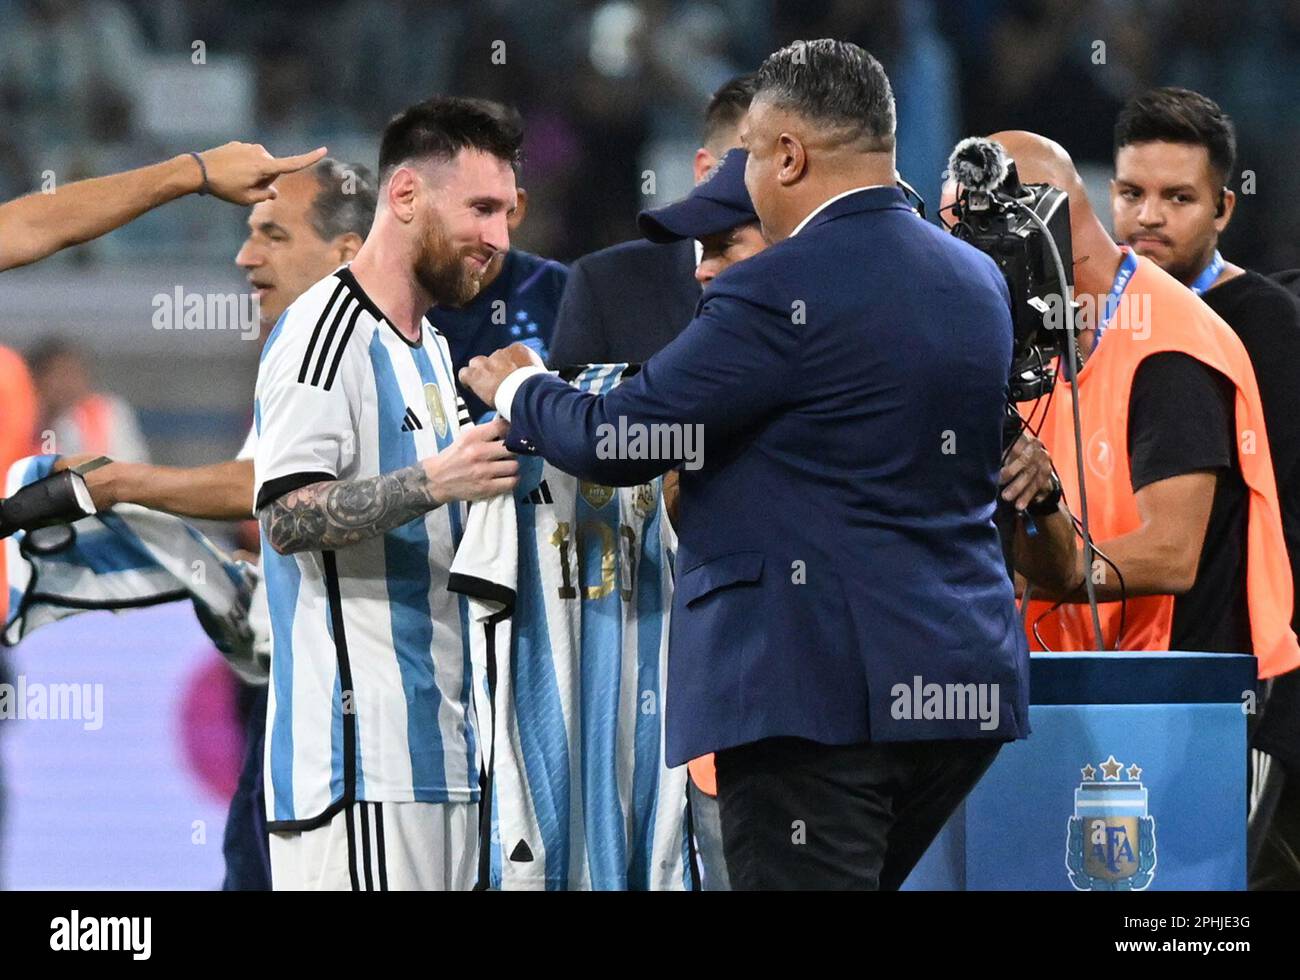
[51,158,378,890]
[1112,87,1300,889]
[427,100,568,421]
[548,73,758,367]
[463,40,1030,891]
[252,96,521,890]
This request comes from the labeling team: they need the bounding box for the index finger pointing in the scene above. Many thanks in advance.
[267,146,329,174]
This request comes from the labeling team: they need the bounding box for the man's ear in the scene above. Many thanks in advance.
[333,232,364,264]
[1215,188,1236,233]
[508,188,528,232]
[385,167,419,222]
[693,148,716,184]
[775,133,806,186]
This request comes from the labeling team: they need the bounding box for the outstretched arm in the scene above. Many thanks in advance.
[59,457,256,521]
[0,142,327,271]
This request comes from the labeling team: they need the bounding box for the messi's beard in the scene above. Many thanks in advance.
[414,213,488,307]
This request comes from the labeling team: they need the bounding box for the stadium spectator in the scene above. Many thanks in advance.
[29,340,151,463]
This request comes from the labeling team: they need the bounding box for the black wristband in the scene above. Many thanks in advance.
[0,469,97,539]
[189,151,210,196]
[1024,475,1063,517]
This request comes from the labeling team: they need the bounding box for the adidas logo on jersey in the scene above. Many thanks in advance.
[509,839,535,863]
[400,407,423,432]
[522,480,553,505]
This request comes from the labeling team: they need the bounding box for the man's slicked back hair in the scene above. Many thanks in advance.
[378,95,524,184]
[307,158,377,242]
[754,39,896,152]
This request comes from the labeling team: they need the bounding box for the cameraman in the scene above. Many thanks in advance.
[974,132,1299,681]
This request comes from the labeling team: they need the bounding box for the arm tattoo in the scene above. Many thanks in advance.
[259,463,440,554]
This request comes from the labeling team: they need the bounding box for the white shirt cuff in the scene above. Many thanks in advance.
[495,365,548,421]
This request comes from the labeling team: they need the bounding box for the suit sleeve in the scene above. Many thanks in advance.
[507,287,798,486]
[547,258,607,367]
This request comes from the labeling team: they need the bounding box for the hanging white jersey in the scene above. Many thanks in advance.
[449,364,691,890]
[253,266,477,831]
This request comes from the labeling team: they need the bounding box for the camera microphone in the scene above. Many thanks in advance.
[947,136,1009,195]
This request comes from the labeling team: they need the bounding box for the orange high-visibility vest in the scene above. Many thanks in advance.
[1023,252,1300,678]
[0,346,39,626]
[688,754,716,797]
[70,394,114,456]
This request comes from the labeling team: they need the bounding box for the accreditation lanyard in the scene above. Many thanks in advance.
[1189,249,1225,296]
[1095,248,1140,349]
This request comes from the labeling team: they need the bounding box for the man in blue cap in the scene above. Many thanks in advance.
[638,148,767,292]
[635,146,766,891]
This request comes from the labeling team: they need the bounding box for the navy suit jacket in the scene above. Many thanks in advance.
[548,238,700,367]
[507,187,1031,767]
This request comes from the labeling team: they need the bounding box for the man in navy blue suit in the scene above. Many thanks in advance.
[462,39,1031,890]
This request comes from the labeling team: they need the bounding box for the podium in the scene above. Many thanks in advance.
[902,651,1255,890]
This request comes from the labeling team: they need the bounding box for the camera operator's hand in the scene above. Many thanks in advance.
[1001,431,1058,513]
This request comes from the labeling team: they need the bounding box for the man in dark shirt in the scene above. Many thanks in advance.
[547,74,757,368]
[1113,87,1300,888]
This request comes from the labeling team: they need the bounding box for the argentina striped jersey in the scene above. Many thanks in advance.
[253,266,477,830]
[449,364,691,889]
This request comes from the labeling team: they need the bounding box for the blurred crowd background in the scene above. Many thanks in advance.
[1,0,1298,479]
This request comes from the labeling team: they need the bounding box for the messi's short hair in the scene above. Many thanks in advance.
[1114,87,1237,185]
[378,96,523,184]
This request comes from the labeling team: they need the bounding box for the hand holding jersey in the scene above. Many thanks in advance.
[421,417,518,506]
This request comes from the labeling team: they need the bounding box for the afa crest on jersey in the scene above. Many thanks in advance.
[631,482,658,521]
[423,382,449,439]
[579,481,615,510]
[1066,755,1157,890]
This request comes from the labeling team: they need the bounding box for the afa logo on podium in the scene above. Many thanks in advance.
[1066,755,1157,890]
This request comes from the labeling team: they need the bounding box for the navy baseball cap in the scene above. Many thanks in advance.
[638,148,758,243]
